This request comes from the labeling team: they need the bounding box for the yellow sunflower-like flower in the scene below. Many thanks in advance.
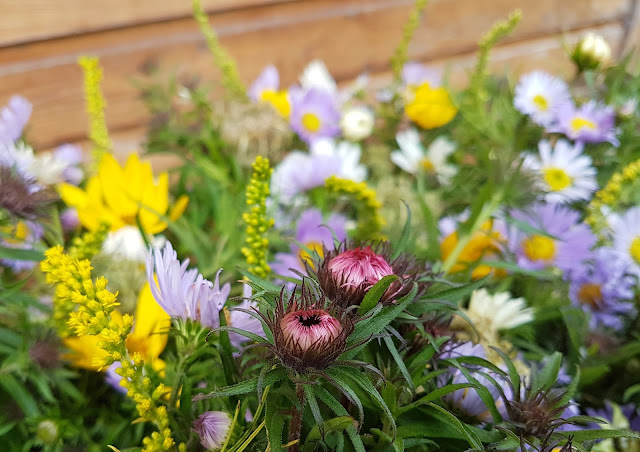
[63,282,170,372]
[440,219,505,279]
[58,153,188,235]
[405,82,458,129]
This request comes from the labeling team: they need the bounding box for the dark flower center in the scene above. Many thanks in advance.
[297,314,322,327]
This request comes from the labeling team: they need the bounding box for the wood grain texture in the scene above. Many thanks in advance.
[0,0,631,149]
[0,0,292,47]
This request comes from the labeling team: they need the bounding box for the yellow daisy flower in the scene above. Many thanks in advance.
[58,153,188,235]
[405,82,458,129]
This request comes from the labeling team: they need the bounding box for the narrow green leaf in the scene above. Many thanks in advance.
[421,277,487,303]
[193,368,286,401]
[265,400,284,452]
[391,201,412,260]
[383,335,414,392]
[554,428,640,442]
[398,383,478,416]
[314,387,365,452]
[0,246,44,262]
[0,374,40,417]
[425,402,483,449]
[212,326,269,345]
[358,275,399,315]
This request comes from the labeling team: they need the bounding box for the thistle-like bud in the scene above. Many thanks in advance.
[0,167,54,219]
[193,411,232,451]
[315,241,429,309]
[571,33,611,71]
[267,284,353,373]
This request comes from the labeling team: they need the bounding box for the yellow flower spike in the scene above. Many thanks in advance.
[78,56,112,167]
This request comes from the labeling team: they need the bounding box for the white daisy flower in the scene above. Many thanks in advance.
[522,139,597,203]
[299,60,337,94]
[390,128,457,183]
[514,71,571,127]
[611,206,640,279]
[310,138,367,182]
[462,288,534,342]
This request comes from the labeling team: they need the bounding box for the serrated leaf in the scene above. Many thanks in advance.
[193,367,286,401]
[314,387,365,452]
[358,275,399,315]
[265,400,284,452]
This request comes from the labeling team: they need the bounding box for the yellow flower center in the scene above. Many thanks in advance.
[577,283,603,309]
[261,90,291,118]
[543,167,572,191]
[1,221,29,244]
[532,94,548,111]
[420,158,435,172]
[522,235,556,262]
[302,113,321,132]
[570,117,597,133]
[629,237,640,264]
[298,241,325,269]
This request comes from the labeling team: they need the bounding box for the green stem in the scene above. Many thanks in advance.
[441,190,504,273]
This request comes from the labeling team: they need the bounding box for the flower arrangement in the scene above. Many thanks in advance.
[2,1,640,451]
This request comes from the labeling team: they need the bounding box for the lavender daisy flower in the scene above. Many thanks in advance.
[249,65,279,101]
[610,206,640,279]
[146,241,229,328]
[552,101,619,146]
[1,220,43,272]
[514,71,571,127]
[193,411,232,450]
[229,284,265,348]
[53,144,84,185]
[0,95,32,144]
[522,139,597,204]
[290,88,340,144]
[270,139,366,202]
[271,208,347,282]
[507,203,596,275]
[402,62,442,87]
[568,247,636,331]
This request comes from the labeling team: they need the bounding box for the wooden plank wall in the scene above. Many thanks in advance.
[0,0,638,154]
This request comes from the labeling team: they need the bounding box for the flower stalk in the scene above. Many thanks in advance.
[78,56,112,167]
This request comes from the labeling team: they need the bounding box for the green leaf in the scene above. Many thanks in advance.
[383,335,414,392]
[314,387,365,452]
[358,275,399,315]
[212,326,269,345]
[0,246,44,262]
[489,346,520,400]
[0,374,40,417]
[391,201,412,260]
[236,267,281,293]
[624,383,640,402]
[397,383,478,416]
[305,416,355,444]
[530,351,562,395]
[554,428,640,442]
[421,277,487,304]
[193,368,286,401]
[424,402,484,449]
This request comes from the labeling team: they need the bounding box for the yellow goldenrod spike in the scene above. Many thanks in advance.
[78,56,112,167]
[241,156,273,277]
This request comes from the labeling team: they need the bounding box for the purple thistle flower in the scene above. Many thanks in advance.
[507,203,596,275]
[568,247,636,331]
[271,208,347,283]
[290,88,340,144]
[552,100,619,146]
[193,411,232,450]
[0,96,32,145]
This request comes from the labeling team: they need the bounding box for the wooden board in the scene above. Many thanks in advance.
[0,0,631,149]
[0,0,291,46]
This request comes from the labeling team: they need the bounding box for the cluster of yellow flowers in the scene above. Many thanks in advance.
[41,247,178,451]
[586,158,640,234]
[241,156,274,278]
[78,56,112,165]
[325,176,386,240]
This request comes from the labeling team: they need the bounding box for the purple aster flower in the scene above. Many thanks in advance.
[554,402,586,432]
[249,65,279,101]
[1,220,43,272]
[552,100,619,146]
[60,208,80,231]
[439,341,510,424]
[54,144,84,185]
[229,284,265,349]
[514,71,571,127]
[586,401,640,431]
[402,62,441,87]
[290,88,340,144]
[568,247,636,331]
[507,203,596,275]
[193,411,232,450]
[146,241,229,328]
[270,139,366,202]
[0,95,32,145]
[271,208,347,283]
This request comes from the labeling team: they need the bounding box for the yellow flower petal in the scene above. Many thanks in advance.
[125,283,170,362]
[58,183,90,209]
[169,195,189,222]
[99,153,138,218]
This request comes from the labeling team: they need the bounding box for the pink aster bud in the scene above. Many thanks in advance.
[280,309,343,352]
[327,246,394,291]
[193,411,232,451]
